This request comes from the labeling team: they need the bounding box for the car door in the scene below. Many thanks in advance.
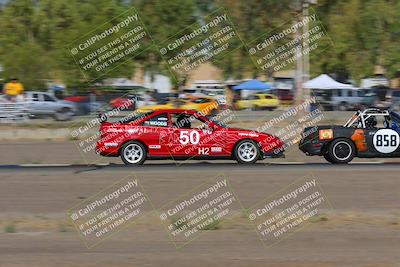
[138,112,170,156]
[43,93,61,115]
[27,93,42,115]
[167,112,224,157]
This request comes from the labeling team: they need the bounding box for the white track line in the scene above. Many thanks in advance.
[271,162,306,165]
[349,161,384,164]
[20,163,72,167]
[13,161,399,167]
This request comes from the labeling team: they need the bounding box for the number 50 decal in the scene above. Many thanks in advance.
[179,130,200,145]
[373,129,400,154]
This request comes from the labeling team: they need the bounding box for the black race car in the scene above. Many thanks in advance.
[299,109,400,164]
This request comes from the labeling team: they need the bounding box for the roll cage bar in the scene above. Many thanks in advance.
[344,108,390,128]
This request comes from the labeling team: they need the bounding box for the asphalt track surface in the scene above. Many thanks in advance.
[0,161,399,267]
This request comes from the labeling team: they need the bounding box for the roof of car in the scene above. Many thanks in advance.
[153,108,198,113]
[186,95,214,100]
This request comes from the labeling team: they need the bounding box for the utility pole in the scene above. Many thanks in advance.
[294,0,317,104]
[303,1,310,85]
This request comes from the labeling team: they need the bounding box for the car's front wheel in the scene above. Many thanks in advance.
[327,138,355,164]
[234,140,260,164]
[121,141,147,165]
[54,107,73,121]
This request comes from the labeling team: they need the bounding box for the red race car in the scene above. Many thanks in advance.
[96,109,285,165]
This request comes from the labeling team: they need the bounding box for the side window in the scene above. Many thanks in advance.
[142,113,169,127]
[32,93,39,101]
[264,95,272,99]
[337,90,342,97]
[44,94,55,102]
[348,90,353,97]
[193,98,210,103]
[171,113,209,129]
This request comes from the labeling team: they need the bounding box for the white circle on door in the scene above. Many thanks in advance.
[373,129,400,154]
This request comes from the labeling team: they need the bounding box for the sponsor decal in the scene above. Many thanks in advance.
[238,132,259,137]
[211,147,222,152]
[149,145,161,149]
[106,128,124,133]
[104,142,119,147]
[319,129,333,140]
[144,121,168,127]
[127,128,140,134]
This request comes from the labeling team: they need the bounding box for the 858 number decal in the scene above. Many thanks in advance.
[373,129,400,154]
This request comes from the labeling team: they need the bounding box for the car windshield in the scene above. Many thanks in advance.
[206,115,227,128]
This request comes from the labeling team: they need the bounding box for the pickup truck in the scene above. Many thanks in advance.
[25,91,76,121]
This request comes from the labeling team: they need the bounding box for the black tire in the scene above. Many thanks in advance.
[120,141,147,165]
[234,140,260,164]
[327,138,355,164]
[338,102,347,111]
[54,107,73,121]
[323,153,334,163]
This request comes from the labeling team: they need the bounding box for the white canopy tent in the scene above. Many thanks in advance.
[303,74,355,89]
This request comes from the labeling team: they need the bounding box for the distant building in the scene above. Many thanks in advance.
[184,62,223,88]
[144,74,172,93]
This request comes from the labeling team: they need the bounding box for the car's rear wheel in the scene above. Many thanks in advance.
[327,138,355,164]
[121,141,146,165]
[234,140,260,164]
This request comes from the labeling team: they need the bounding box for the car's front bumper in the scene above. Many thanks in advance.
[263,151,285,158]
[299,139,325,156]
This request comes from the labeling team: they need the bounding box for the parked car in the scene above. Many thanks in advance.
[108,94,149,111]
[236,93,280,110]
[387,90,400,110]
[25,91,76,121]
[63,95,105,115]
[269,89,294,106]
[137,96,219,116]
[96,109,285,165]
[311,88,377,111]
